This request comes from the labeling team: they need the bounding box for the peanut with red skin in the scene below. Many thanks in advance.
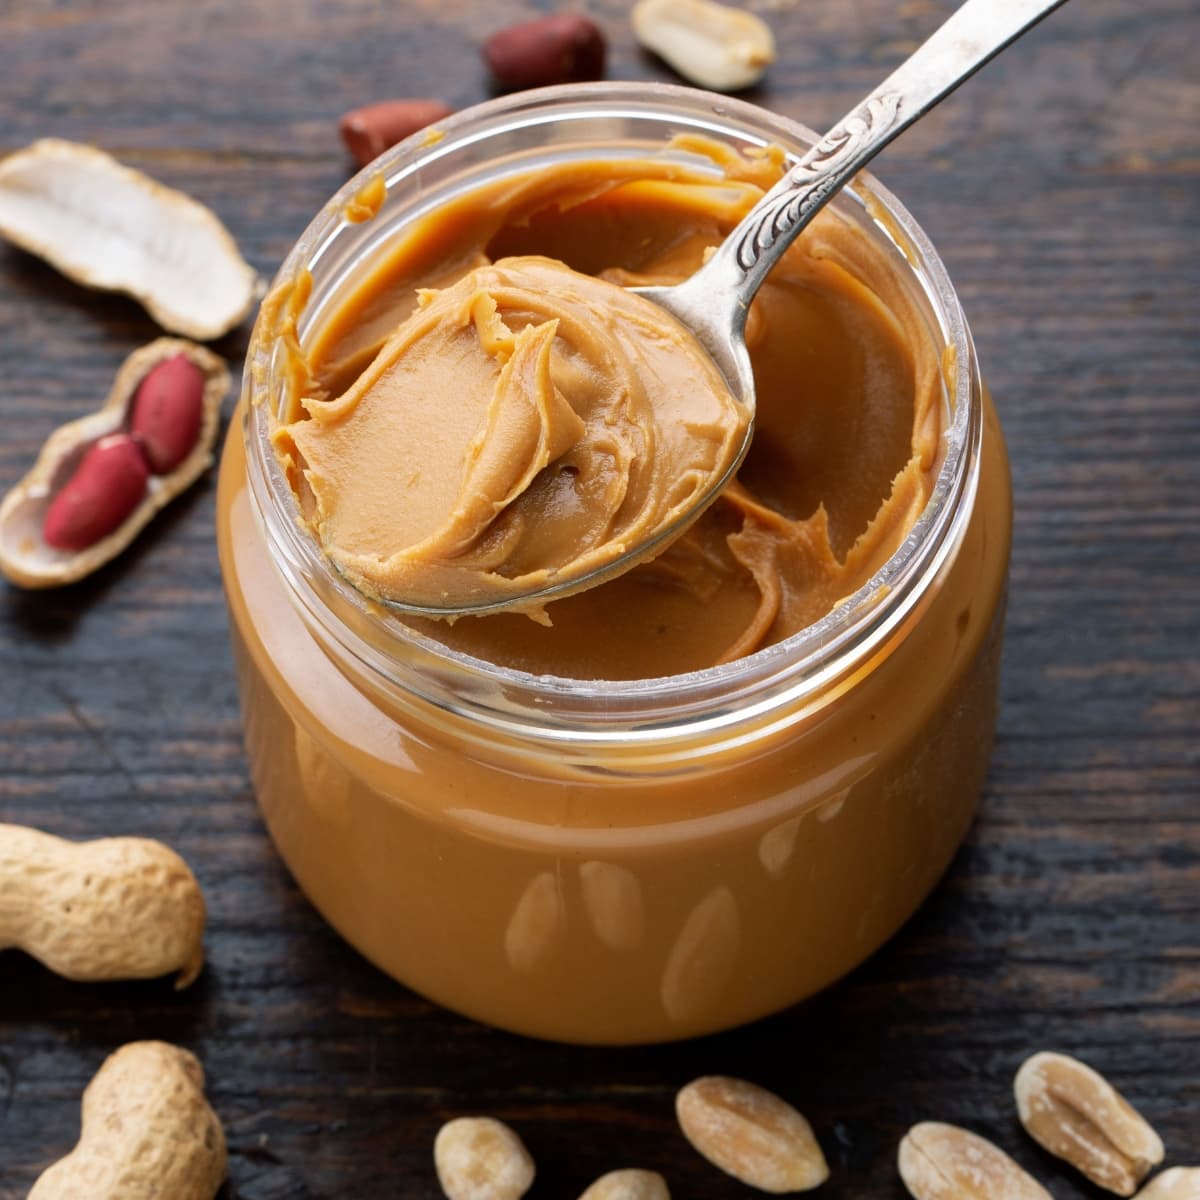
[42,432,149,551]
[129,353,205,473]
[483,14,607,90]
[0,338,228,588]
[339,99,454,167]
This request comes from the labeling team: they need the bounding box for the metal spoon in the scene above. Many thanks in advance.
[396,0,1068,618]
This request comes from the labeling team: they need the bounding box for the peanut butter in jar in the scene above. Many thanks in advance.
[219,83,1011,1043]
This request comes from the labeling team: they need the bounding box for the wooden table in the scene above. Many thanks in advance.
[1,1,1196,1195]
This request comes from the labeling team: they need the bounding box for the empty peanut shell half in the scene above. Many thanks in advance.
[632,0,775,92]
[0,138,258,339]
[0,338,228,588]
[1015,1051,1164,1195]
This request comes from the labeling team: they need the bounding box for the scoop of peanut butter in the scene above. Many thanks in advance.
[273,255,746,611]
[267,142,943,678]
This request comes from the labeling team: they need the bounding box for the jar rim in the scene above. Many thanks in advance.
[242,81,981,745]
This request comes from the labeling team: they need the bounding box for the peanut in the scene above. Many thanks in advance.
[898,1122,1052,1200]
[42,432,149,551]
[1015,1051,1165,1195]
[339,98,454,168]
[1135,1169,1200,1199]
[0,823,206,988]
[631,0,776,92]
[578,1168,671,1199]
[0,138,257,340]
[129,352,206,473]
[676,1075,828,1192]
[28,1041,226,1200]
[0,337,228,588]
[483,14,607,90]
[434,1116,535,1200]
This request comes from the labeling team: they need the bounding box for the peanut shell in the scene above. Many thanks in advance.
[28,1042,226,1200]
[340,99,454,167]
[0,822,206,988]
[0,138,257,339]
[578,1169,671,1200]
[632,0,775,91]
[0,337,228,588]
[1135,1169,1200,1200]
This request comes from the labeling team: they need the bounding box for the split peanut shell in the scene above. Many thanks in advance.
[0,138,258,339]
[28,1041,226,1200]
[0,338,228,588]
[434,1116,535,1200]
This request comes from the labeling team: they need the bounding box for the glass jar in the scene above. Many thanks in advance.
[217,82,1011,1045]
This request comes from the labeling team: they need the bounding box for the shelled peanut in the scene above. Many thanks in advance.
[28,1041,226,1200]
[0,822,206,987]
[0,338,228,588]
[483,14,607,89]
[435,1116,536,1200]
[339,99,454,167]
[676,1076,828,1192]
[1015,1052,1166,1195]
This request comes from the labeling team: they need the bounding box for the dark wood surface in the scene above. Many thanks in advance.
[1,0,1197,1195]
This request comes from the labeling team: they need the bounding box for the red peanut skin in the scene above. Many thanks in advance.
[129,354,205,474]
[339,99,454,168]
[484,14,607,90]
[43,434,150,551]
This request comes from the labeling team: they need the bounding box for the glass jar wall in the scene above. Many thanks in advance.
[217,83,1011,1044]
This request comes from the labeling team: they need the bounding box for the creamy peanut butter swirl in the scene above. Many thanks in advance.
[268,142,943,679]
[273,256,745,611]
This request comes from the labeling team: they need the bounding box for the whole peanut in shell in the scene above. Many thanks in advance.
[28,1041,226,1200]
[0,823,206,987]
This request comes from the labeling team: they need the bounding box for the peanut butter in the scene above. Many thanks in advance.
[271,256,745,611]
[220,96,1011,1044]
[270,143,940,676]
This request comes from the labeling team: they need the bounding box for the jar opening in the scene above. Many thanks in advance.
[242,82,981,743]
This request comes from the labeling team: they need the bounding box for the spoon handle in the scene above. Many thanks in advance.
[694,0,1069,313]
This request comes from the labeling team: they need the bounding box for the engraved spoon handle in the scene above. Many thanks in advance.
[678,0,1068,323]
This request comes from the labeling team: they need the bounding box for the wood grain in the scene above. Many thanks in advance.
[0,0,1197,1196]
